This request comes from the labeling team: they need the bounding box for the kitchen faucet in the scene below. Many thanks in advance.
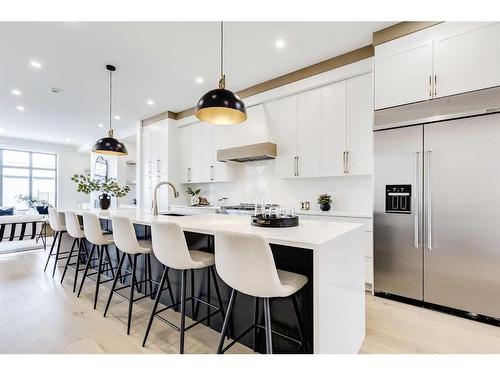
[152,181,180,215]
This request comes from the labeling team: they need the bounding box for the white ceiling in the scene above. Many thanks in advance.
[0,21,394,147]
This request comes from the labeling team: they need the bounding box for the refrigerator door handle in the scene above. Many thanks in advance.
[426,150,433,250]
[414,151,420,248]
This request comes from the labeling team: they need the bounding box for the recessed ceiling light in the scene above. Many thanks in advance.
[195,77,204,84]
[147,100,154,106]
[98,123,104,128]
[275,39,285,49]
[30,61,42,69]
[65,138,71,143]
[114,115,120,120]
[0,128,5,133]
[16,105,25,111]
[11,89,21,96]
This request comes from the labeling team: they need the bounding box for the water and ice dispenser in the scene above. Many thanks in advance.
[385,185,412,214]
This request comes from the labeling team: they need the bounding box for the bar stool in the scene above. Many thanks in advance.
[60,211,90,292]
[142,221,226,354]
[77,213,116,309]
[44,207,69,277]
[215,230,310,354]
[103,216,173,335]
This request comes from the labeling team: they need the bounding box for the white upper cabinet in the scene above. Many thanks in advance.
[320,80,347,177]
[296,88,321,177]
[434,23,500,98]
[375,22,500,110]
[374,43,433,110]
[270,95,297,179]
[178,121,231,184]
[346,73,373,176]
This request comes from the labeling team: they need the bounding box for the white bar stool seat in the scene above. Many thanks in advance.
[77,213,117,309]
[103,216,164,335]
[142,221,226,354]
[215,230,310,354]
[43,207,69,277]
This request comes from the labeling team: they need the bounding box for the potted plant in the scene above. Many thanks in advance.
[317,193,332,212]
[16,194,52,214]
[186,186,201,206]
[71,174,130,210]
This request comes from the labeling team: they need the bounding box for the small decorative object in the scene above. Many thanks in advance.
[16,194,52,214]
[300,201,310,210]
[186,187,201,206]
[318,193,332,212]
[71,174,130,210]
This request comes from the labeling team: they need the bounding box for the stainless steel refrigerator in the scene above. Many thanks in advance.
[374,87,500,319]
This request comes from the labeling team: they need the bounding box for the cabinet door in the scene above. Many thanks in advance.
[142,126,153,175]
[213,125,230,182]
[199,122,214,182]
[142,173,152,210]
[346,73,373,176]
[179,125,192,183]
[374,43,433,109]
[188,123,202,183]
[270,96,297,179]
[320,80,347,177]
[434,23,500,98]
[296,88,321,177]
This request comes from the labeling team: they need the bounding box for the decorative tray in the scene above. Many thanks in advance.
[250,214,299,228]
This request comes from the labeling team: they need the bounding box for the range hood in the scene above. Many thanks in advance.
[217,142,276,162]
[374,86,500,130]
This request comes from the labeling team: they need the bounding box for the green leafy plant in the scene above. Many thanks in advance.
[16,194,52,209]
[71,174,130,198]
[317,193,332,205]
[186,187,201,197]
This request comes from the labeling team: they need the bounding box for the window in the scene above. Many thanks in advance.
[0,149,57,208]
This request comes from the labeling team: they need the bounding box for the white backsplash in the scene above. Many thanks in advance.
[179,160,373,213]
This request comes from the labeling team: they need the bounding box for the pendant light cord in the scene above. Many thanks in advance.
[219,21,225,89]
[109,69,113,136]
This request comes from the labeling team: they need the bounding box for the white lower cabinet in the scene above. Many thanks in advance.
[300,214,373,288]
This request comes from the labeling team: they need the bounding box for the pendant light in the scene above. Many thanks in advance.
[92,65,128,156]
[195,21,247,125]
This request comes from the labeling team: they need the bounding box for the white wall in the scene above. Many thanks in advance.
[116,139,137,206]
[0,136,90,210]
[179,160,372,213]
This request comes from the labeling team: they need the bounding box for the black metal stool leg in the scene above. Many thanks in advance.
[217,288,237,354]
[77,244,95,297]
[190,269,195,319]
[206,266,211,327]
[165,267,175,310]
[103,245,115,280]
[44,231,58,272]
[115,247,123,283]
[52,231,64,277]
[263,298,273,354]
[291,294,310,352]
[127,254,138,335]
[104,252,126,317]
[142,265,168,347]
[60,237,77,283]
[210,266,228,338]
[94,246,104,309]
[72,239,82,293]
[147,254,153,298]
[253,297,260,352]
[179,269,187,354]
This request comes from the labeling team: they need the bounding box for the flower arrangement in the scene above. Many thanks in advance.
[186,187,201,197]
[16,194,52,209]
[71,174,130,198]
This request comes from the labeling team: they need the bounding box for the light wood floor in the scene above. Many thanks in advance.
[1,249,500,354]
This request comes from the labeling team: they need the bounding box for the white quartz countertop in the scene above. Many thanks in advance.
[75,208,363,249]
[168,204,372,219]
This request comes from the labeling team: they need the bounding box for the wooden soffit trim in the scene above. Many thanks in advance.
[141,110,177,127]
[373,21,443,46]
[146,44,374,122]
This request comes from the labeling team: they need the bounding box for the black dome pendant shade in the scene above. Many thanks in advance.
[195,22,247,125]
[92,64,128,156]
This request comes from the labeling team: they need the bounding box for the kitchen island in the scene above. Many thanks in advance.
[73,208,365,354]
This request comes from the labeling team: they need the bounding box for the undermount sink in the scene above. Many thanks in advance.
[160,212,186,217]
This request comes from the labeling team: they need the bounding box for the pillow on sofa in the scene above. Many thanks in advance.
[0,207,14,216]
